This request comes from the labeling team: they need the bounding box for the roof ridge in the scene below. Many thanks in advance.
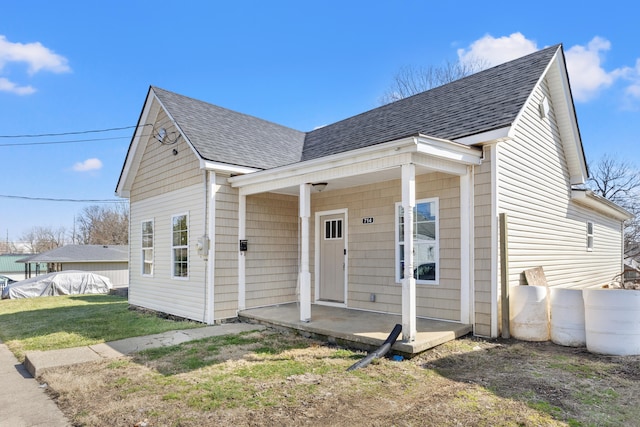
[151,86,304,135]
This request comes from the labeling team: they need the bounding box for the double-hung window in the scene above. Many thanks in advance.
[172,213,189,278]
[396,198,439,283]
[141,220,154,276]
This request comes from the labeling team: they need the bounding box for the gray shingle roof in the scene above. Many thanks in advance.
[17,245,128,263]
[153,87,306,170]
[302,44,560,161]
[153,44,560,168]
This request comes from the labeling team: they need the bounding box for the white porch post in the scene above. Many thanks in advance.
[238,193,246,311]
[459,167,474,325]
[299,183,312,322]
[205,171,217,324]
[402,163,417,342]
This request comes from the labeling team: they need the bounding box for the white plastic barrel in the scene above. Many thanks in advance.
[549,288,586,347]
[509,285,549,341]
[583,289,640,356]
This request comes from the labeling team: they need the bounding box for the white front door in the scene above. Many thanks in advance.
[318,213,346,304]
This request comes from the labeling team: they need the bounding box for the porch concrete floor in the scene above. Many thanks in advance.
[239,303,472,357]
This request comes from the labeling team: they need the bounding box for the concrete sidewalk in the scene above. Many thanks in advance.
[24,323,264,377]
[1,323,265,426]
[0,341,70,426]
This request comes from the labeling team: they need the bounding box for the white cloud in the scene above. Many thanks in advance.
[458,33,634,104]
[73,158,103,172]
[0,77,35,95]
[0,35,70,95]
[457,32,538,68]
[564,37,628,102]
[623,58,640,102]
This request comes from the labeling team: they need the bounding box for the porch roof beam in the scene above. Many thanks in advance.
[230,136,482,196]
[415,135,483,165]
[237,152,413,196]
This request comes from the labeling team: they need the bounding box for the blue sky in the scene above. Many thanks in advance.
[2,1,639,242]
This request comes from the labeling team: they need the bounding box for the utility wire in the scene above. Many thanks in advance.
[0,124,151,138]
[0,194,128,203]
[0,135,147,147]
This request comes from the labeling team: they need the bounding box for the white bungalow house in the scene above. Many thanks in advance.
[116,44,631,341]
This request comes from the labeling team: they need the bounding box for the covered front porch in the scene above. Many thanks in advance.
[239,303,472,357]
[228,135,483,343]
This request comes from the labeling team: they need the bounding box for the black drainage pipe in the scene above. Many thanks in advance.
[347,323,403,371]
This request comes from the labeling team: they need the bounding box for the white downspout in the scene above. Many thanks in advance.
[490,143,500,338]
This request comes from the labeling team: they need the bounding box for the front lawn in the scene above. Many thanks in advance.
[0,294,202,360]
[41,330,640,426]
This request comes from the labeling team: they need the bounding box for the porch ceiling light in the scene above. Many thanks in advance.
[312,182,328,192]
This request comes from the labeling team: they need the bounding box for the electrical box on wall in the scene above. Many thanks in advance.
[239,239,248,252]
[197,235,210,257]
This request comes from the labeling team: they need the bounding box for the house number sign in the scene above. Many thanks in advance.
[362,217,374,224]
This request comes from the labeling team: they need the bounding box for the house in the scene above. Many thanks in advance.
[17,245,129,287]
[116,44,631,341]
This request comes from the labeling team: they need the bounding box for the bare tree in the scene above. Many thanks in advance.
[0,239,17,254]
[587,155,640,258]
[379,58,488,104]
[74,203,129,245]
[20,226,67,253]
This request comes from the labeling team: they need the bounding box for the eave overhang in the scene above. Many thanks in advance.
[199,159,260,175]
[571,189,633,221]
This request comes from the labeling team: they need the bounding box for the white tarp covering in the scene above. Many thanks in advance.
[1,270,112,299]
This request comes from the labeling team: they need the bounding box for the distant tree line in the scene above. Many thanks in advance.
[18,203,128,253]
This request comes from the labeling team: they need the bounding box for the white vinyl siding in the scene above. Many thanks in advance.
[498,80,623,291]
[130,110,201,202]
[311,173,461,322]
[473,146,494,337]
[129,184,206,322]
[244,192,299,308]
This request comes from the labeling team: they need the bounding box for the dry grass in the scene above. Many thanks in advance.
[40,329,640,427]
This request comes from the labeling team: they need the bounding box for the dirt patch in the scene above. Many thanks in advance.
[40,329,640,426]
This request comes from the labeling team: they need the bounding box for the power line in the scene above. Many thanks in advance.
[0,194,128,203]
[0,124,150,138]
[0,135,148,147]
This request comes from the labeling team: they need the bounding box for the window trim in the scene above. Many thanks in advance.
[395,197,440,285]
[171,212,189,280]
[587,221,594,252]
[141,219,154,277]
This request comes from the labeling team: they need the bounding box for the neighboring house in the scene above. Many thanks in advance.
[116,44,631,340]
[17,245,129,286]
[624,258,640,282]
[0,254,45,281]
